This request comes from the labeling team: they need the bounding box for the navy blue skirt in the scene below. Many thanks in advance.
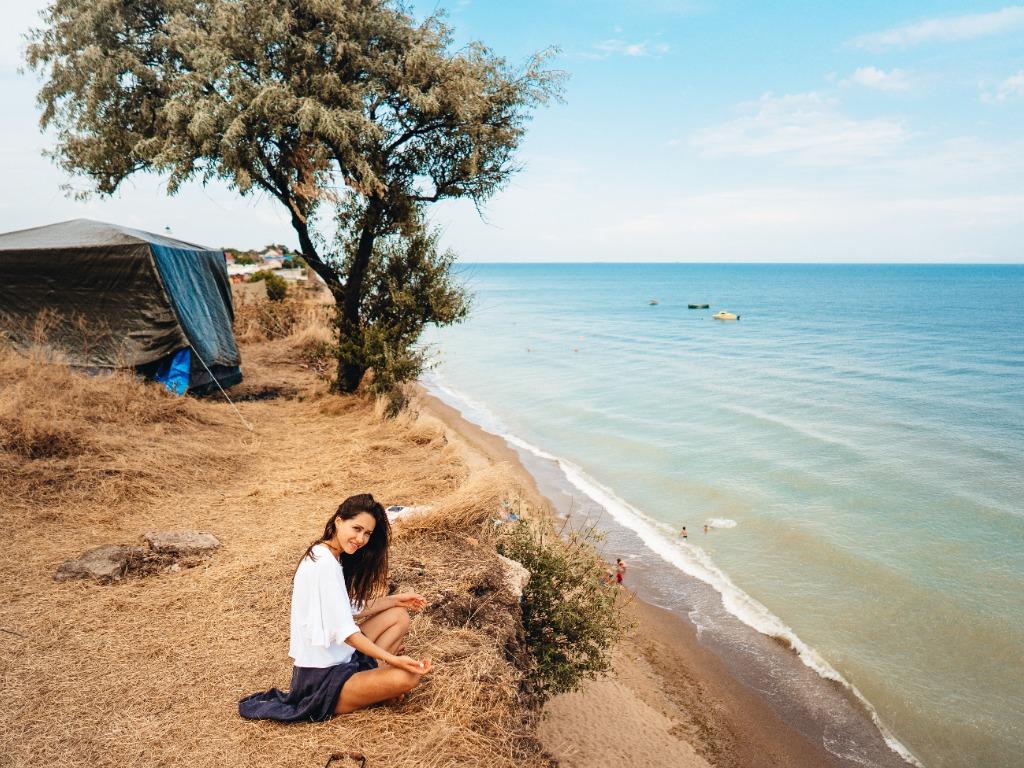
[238,651,378,722]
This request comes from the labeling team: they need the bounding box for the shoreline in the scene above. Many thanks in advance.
[415,387,851,768]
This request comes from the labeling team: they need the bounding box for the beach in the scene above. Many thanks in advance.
[5,1,1022,764]
[420,263,1024,768]
[419,391,853,768]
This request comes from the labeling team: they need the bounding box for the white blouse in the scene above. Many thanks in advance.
[288,544,362,668]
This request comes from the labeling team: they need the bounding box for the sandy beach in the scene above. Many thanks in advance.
[418,392,843,768]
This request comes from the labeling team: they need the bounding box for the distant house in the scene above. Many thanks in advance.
[227,263,263,282]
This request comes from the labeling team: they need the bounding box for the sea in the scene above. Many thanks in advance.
[419,263,1024,768]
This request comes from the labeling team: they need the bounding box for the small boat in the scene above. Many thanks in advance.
[712,311,739,321]
[688,303,710,309]
[649,299,659,305]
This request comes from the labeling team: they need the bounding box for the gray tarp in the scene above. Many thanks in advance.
[0,219,240,372]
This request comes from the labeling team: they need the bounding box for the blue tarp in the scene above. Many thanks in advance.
[154,347,191,395]
[150,244,240,369]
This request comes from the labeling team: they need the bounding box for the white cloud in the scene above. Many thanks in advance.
[849,6,1024,50]
[587,186,1024,261]
[982,70,1024,102]
[591,38,670,58]
[689,92,907,165]
[842,66,911,92]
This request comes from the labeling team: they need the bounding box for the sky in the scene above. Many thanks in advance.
[1,1,1022,262]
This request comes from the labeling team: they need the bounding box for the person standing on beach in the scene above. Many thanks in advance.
[615,558,626,584]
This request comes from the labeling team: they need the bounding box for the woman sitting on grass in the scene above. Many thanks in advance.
[239,494,431,721]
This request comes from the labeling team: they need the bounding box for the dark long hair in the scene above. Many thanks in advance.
[303,493,391,606]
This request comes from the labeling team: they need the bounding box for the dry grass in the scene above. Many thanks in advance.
[0,303,551,768]
[0,346,237,514]
[396,465,528,534]
[233,290,333,344]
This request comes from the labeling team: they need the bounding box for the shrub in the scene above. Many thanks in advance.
[336,222,469,413]
[248,270,288,302]
[264,273,288,301]
[497,518,625,706]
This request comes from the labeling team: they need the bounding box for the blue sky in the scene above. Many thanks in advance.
[2,1,1022,262]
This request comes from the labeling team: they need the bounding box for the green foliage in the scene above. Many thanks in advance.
[498,519,625,706]
[249,270,289,302]
[27,0,563,403]
[264,273,288,302]
[336,219,469,414]
[232,253,259,266]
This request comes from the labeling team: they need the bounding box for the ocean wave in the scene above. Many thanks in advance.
[707,518,738,529]
[422,374,923,768]
[723,403,865,454]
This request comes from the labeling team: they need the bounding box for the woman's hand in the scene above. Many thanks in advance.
[391,593,427,611]
[384,654,432,676]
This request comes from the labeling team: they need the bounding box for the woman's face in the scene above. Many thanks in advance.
[335,511,377,555]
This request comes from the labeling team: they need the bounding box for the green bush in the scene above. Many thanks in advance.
[249,270,289,302]
[333,219,468,413]
[231,251,258,265]
[498,518,625,705]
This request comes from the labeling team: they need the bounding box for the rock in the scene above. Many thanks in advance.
[497,554,530,600]
[54,545,146,582]
[143,529,220,556]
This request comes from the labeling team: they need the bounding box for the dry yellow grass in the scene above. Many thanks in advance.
[0,306,550,768]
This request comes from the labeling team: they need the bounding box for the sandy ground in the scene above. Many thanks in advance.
[417,391,841,768]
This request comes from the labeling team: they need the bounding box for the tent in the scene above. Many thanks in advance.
[0,218,242,394]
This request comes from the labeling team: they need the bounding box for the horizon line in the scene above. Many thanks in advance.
[452,261,1024,266]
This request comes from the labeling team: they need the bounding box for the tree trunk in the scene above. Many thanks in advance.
[336,198,383,393]
[289,213,341,294]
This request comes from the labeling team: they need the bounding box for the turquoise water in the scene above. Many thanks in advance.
[421,264,1024,768]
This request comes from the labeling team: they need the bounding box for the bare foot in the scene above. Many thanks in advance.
[372,692,406,708]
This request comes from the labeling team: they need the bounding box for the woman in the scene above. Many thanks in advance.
[239,493,431,721]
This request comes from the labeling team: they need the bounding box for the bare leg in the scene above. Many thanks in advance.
[358,607,411,658]
[334,667,422,714]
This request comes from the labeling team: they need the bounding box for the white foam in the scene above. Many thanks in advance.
[707,518,738,529]
[420,376,924,768]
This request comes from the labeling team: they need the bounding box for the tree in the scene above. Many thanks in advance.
[27,0,561,396]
